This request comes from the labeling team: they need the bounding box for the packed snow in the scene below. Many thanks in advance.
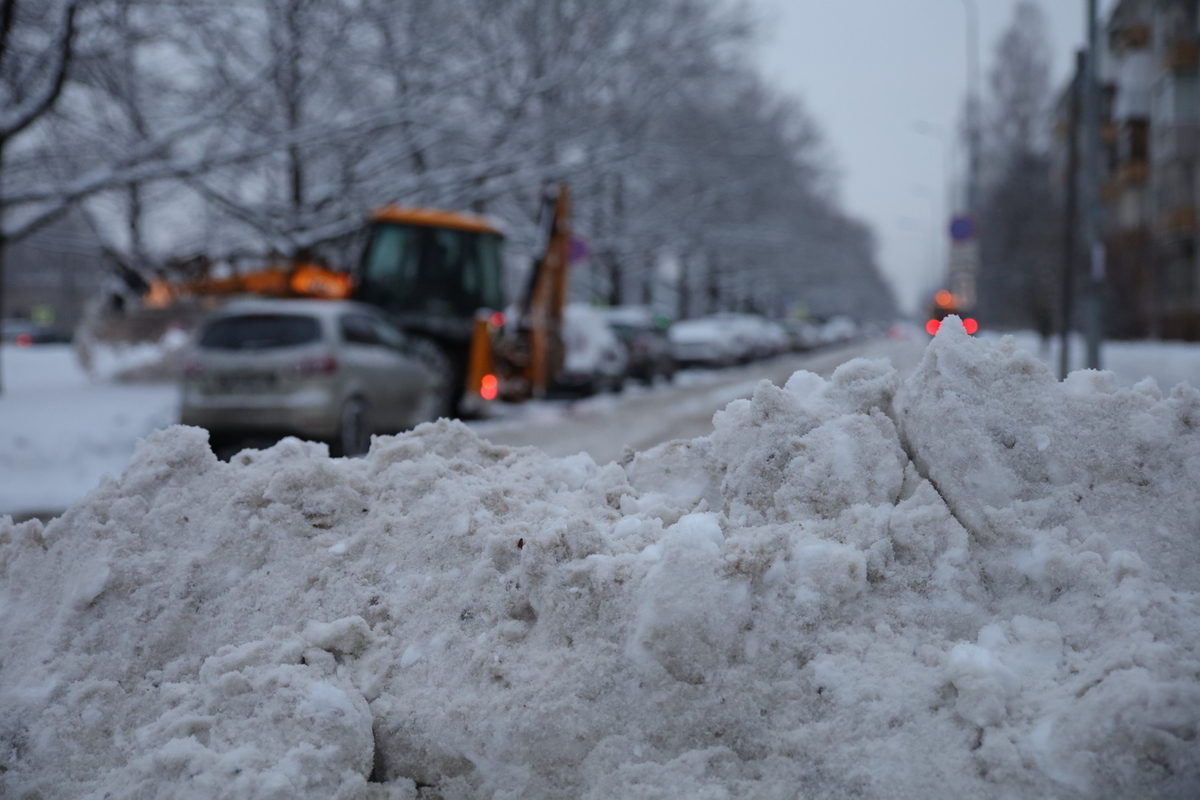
[1,317,1197,798]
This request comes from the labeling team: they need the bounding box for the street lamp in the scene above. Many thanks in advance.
[958,0,981,217]
[911,184,943,296]
[914,120,959,216]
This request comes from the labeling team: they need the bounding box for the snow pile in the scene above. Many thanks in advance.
[2,319,1198,799]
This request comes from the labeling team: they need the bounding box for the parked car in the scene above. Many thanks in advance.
[2,318,72,345]
[783,321,823,352]
[180,299,439,456]
[818,315,860,345]
[668,317,738,368]
[555,303,629,395]
[669,313,788,367]
[601,306,676,384]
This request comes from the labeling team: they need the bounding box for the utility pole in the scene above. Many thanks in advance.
[953,0,982,313]
[1082,0,1105,369]
[960,0,981,217]
[0,144,6,397]
[1060,51,1085,380]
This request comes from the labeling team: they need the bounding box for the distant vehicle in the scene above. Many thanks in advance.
[602,306,676,384]
[556,303,629,395]
[924,290,978,336]
[783,320,822,352]
[669,313,788,367]
[80,185,577,417]
[668,318,738,368]
[180,299,440,456]
[2,318,72,346]
[818,315,861,345]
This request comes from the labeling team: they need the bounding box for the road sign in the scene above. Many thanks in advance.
[569,235,590,263]
[948,215,976,242]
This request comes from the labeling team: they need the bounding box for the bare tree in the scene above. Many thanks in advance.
[10,0,897,343]
[977,1,1059,338]
[0,0,76,393]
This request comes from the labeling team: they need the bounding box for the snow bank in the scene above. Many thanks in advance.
[2,318,1197,799]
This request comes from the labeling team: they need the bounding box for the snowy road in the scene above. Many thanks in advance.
[468,335,928,463]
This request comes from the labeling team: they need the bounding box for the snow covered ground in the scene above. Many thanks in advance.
[0,344,178,518]
[980,330,1200,390]
[1,321,1198,798]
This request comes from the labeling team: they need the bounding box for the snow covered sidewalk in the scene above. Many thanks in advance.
[0,344,178,518]
[1,321,1198,798]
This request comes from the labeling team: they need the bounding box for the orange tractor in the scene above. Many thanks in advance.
[100,185,574,415]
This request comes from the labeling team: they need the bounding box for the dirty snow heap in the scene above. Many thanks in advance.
[2,318,1198,799]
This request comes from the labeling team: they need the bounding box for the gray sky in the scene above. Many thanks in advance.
[748,0,1110,314]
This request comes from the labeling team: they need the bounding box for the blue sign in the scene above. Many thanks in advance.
[949,215,976,242]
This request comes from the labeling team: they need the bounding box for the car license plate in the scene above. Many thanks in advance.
[217,373,276,393]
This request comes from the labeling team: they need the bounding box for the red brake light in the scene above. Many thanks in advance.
[963,318,979,335]
[489,312,505,328]
[925,319,941,336]
[15,333,32,348]
[480,373,499,401]
[295,354,338,375]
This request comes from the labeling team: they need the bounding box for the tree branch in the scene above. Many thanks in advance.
[0,0,77,141]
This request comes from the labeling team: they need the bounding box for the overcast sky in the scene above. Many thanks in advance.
[747,0,1113,314]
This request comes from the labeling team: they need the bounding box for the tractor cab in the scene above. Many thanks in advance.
[355,207,505,342]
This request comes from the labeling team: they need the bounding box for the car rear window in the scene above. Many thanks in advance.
[198,314,322,350]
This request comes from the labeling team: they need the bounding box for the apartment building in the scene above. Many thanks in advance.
[1060,0,1200,340]
[1152,0,1200,338]
[1090,0,1199,339]
[3,211,108,335]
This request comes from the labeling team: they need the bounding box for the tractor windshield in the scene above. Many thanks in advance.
[357,222,504,318]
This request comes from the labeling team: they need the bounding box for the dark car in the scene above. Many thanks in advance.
[602,306,676,384]
[2,318,72,346]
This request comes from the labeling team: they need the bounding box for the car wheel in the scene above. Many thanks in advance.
[334,397,371,457]
[408,338,457,422]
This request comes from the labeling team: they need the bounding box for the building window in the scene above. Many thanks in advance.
[1153,74,1200,124]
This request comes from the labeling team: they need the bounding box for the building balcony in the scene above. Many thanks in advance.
[1116,160,1150,185]
[1159,205,1197,233]
[1119,23,1152,50]
[1152,124,1200,162]
[1103,179,1122,204]
[1165,40,1199,72]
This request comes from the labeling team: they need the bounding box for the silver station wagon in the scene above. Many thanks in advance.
[180,299,441,456]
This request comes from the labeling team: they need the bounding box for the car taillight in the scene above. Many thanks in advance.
[294,354,338,375]
[963,318,979,335]
[925,319,941,335]
[480,373,499,401]
[16,334,32,348]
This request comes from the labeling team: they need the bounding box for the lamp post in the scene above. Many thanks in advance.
[911,184,942,298]
[914,121,957,213]
[1081,0,1104,369]
[959,0,981,218]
